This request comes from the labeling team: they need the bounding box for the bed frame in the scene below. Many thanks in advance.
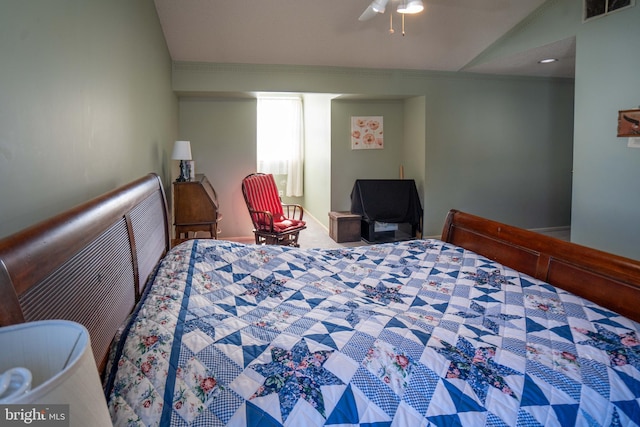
[0,174,170,372]
[0,175,639,375]
[442,209,640,323]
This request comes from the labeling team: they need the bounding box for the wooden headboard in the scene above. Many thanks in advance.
[442,209,640,322]
[0,174,170,372]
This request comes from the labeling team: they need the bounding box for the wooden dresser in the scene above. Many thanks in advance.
[172,174,221,246]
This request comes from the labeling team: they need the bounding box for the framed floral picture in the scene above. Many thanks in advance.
[351,116,383,150]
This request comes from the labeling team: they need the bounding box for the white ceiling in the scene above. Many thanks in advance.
[153,0,575,78]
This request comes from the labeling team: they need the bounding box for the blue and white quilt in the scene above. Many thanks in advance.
[105,239,640,426]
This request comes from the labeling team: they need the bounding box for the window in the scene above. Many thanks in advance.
[257,95,304,197]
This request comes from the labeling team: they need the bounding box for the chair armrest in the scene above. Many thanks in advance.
[282,204,304,221]
[249,209,275,231]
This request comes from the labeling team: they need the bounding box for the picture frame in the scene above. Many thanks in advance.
[351,116,383,150]
[617,109,640,137]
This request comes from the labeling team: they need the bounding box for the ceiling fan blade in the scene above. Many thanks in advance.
[358,0,389,21]
[358,5,378,21]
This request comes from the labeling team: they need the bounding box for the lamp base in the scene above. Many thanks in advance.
[176,160,189,182]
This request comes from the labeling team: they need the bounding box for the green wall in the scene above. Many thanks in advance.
[330,99,406,212]
[571,4,640,258]
[0,0,177,238]
[178,97,257,238]
[476,0,640,259]
[423,75,574,234]
[299,94,334,226]
[174,63,574,238]
[402,96,427,214]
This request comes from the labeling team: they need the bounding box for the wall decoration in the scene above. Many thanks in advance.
[351,116,383,150]
[584,0,634,21]
[617,109,640,137]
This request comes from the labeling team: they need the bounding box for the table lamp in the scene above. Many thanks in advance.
[172,140,192,182]
[0,320,112,426]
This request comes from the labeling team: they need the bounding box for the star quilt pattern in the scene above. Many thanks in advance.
[104,239,640,426]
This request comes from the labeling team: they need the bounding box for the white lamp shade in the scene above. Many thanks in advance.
[172,140,192,160]
[0,320,112,427]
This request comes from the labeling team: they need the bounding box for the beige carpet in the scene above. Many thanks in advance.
[225,214,569,250]
[297,214,365,249]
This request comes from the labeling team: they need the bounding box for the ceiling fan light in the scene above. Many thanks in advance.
[397,0,424,14]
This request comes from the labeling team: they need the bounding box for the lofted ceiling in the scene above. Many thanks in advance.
[153,0,575,79]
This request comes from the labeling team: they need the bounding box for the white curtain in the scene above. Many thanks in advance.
[257,96,304,197]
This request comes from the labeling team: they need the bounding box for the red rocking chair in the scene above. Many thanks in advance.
[241,173,306,247]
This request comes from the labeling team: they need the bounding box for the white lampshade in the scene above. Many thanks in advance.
[397,0,424,13]
[0,320,112,427]
[172,140,192,160]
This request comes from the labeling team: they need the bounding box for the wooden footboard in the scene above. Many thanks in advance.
[0,174,170,372]
[442,209,640,322]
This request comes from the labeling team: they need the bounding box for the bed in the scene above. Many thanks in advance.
[1,173,639,426]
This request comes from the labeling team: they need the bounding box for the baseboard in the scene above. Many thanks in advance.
[424,225,571,241]
[529,226,571,241]
[528,225,571,234]
[306,211,330,232]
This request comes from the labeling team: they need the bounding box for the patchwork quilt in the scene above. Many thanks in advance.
[104,239,640,426]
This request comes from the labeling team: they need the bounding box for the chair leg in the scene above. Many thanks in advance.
[280,232,299,247]
[253,231,301,247]
[267,236,279,245]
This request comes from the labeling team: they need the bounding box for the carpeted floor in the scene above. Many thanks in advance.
[297,214,364,249]
[296,214,570,249]
[225,214,570,250]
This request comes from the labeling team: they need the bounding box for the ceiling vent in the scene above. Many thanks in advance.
[583,0,635,21]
